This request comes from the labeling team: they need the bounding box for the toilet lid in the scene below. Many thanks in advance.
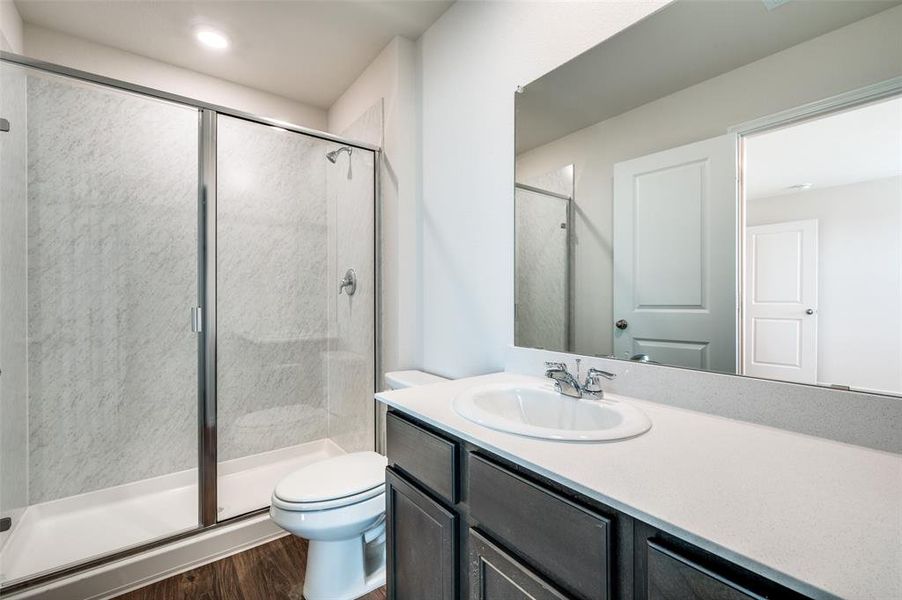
[274,451,387,504]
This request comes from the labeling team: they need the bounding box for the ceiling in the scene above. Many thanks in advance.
[515,0,901,153]
[14,0,454,109]
[745,96,902,199]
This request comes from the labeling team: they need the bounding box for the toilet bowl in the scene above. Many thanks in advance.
[271,370,448,599]
[270,451,388,600]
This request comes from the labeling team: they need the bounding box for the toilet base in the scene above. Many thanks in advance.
[302,534,386,600]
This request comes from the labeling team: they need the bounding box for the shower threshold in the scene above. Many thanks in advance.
[0,438,344,586]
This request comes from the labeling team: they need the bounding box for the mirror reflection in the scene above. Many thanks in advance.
[514,0,902,395]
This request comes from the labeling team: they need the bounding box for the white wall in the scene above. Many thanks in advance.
[747,177,902,395]
[417,0,666,378]
[0,0,22,52]
[21,25,327,129]
[516,5,902,358]
[328,36,419,379]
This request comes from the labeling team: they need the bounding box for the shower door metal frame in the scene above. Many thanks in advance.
[0,51,383,596]
[198,109,219,527]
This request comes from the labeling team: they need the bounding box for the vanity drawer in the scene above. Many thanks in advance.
[646,541,762,600]
[468,454,611,600]
[469,529,569,600]
[386,411,458,504]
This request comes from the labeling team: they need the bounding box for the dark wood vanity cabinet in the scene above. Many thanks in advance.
[385,467,457,600]
[644,542,759,600]
[385,410,811,600]
[468,529,570,600]
[468,454,612,600]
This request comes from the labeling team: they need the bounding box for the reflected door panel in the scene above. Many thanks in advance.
[612,134,738,372]
[743,220,818,383]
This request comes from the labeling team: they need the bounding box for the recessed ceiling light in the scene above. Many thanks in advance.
[787,183,814,191]
[195,29,229,50]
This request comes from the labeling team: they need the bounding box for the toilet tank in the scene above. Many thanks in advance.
[384,370,448,391]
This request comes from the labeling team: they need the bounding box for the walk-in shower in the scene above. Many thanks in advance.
[0,53,379,593]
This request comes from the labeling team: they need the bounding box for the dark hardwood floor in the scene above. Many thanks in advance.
[116,535,387,600]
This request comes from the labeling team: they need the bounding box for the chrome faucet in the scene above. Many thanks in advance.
[544,360,617,399]
[544,361,582,398]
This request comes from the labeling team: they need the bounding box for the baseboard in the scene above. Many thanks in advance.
[3,515,288,600]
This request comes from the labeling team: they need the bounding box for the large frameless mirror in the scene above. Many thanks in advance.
[514,0,902,396]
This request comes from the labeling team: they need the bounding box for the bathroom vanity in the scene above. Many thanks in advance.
[376,373,902,600]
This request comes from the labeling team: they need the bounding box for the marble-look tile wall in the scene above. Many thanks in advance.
[514,166,572,352]
[217,108,377,461]
[325,103,379,453]
[0,63,29,534]
[25,72,199,503]
[216,116,331,461]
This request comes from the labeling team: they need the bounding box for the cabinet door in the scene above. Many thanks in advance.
[646,541,761,600]
[386,411,459,503]
[386,467,457,600]
[635,523,811,600]
[469,529,570,600]
[469,454,610,600]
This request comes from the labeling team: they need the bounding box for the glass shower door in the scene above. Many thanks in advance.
[514,186,571,352]
[0,63,201,585]
[216,115,375,520]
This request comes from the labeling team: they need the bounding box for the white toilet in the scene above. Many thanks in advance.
[270,370,448,600]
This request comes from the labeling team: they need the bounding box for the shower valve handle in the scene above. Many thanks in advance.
[339,268,357,296]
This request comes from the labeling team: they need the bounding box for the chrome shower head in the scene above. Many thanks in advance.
[326,146,352,163]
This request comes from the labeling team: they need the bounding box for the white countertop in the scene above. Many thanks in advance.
[376,372,902,600]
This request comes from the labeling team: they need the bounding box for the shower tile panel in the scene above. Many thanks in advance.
[24,74,199,503]
[217,116,330,461]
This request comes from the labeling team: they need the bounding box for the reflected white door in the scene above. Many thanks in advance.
[743,219,818,383]
[612,134,738,372]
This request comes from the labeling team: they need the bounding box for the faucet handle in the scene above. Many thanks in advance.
[544,361,567,372]
[584,368,616,395]
[586,368,616,380]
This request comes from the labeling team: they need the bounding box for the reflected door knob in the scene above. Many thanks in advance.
[615,319,628,330]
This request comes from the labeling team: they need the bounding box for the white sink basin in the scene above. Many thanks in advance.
[452,383,651,441]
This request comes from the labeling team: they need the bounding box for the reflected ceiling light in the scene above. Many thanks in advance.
[195,28,229,50]
[787,183,814,191]
[762,0,793,10]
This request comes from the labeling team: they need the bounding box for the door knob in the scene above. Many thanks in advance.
[615,319,628,330]
[805,308,815,315]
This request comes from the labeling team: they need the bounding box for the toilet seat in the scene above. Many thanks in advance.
[273,451,387,512]
[272,483,384,511]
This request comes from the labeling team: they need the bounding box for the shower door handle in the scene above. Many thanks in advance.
[191,307,203,333]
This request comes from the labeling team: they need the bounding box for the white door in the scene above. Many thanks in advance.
[743,219,818,383]
[613,134,738,372]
